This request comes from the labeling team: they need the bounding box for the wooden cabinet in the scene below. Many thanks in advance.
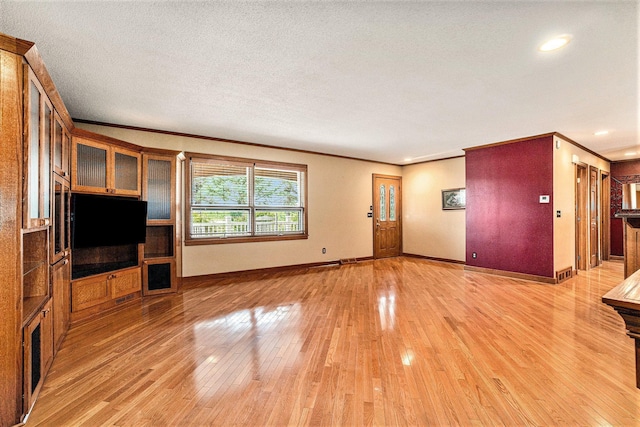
[71,267,141,313]
[23,66,52,229]
[52,257,70,353]
[23,298,53,415]
[1,34,75,426]
[72,136,141,196]
[142,153,178,295]
[619,216,640,278]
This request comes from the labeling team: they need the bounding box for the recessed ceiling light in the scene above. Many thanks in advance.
[404,158,412,162]
[539,34,572,52]
[594,130,609,136]
[625,152,636,156]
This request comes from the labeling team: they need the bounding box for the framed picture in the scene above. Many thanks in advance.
[442,188,465,210]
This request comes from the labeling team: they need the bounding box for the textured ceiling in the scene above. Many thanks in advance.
[1,1,637,164]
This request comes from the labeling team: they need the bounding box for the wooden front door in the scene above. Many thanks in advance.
[590,166,599,268]
[373,174,402,258]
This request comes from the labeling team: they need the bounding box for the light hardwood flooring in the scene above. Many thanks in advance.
[28,258,640,426]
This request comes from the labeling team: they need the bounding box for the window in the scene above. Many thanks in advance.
[185,153,307,244]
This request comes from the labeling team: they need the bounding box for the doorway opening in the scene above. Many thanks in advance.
[576,163,588,270]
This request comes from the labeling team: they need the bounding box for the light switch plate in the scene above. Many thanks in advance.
[540,195,550,203]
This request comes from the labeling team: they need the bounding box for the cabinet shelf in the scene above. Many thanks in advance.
[144,225,174,259]
[22,296,47,325]
[23,260,46,277]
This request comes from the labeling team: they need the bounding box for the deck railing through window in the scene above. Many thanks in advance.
[191,215,302,238]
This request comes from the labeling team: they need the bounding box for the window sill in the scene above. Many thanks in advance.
[185,233,309,246]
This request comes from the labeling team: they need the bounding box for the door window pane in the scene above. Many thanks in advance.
[380,185,386,221]
[389,185,396,221]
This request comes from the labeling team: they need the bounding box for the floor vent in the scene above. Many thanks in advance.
[115,294,135,305]
[340,258,358,265]
[556,267,573,283]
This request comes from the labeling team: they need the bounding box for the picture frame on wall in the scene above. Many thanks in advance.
[442,188,465,210]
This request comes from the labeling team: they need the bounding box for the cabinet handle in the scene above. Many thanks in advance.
[63,259,69,265]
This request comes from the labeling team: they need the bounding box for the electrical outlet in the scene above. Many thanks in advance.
[322,248,326,254]
[472,252,477,259]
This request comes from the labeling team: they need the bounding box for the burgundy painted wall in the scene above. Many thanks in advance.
[610,160,640,256]
[466,136,554,278]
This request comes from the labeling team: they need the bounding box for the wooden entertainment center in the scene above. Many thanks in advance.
[0,33,180,425]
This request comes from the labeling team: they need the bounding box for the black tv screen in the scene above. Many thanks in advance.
[71,194,147,248]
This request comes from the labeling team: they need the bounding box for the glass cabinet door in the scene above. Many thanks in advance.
[113,148,141,196]
[72,138,141,196]
[73,138,108,192]
[52,112,70,180]
[51,175,70,264]
[144,155,175,222]
[24,67,52,229]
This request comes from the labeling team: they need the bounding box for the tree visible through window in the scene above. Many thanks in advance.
[186,154,307,244]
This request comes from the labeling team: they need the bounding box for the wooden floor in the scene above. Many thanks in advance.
[28,258,640,426]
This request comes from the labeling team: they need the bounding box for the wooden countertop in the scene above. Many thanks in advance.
[615,210,640,219]
[602,268,640,312]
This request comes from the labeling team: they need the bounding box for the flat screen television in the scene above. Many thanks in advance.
[71,194,147,249]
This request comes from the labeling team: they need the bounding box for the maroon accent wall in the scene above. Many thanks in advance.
[610,160,640,256]
[466,136,554,278]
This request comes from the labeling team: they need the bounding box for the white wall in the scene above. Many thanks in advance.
[402,157,466,262]
[77,124,401,276]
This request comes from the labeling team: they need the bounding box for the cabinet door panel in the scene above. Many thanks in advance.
[24,67,52,229]
[143,259,176,295]
[112,148,141,196]
[42,101,51,220]
[52,258,70,352]
[75,141,108,190]
[144,156,175,222]
[110,269,141,299]
[71,276,110,312]
[53,112,70,180]
[23,300,53,415]
[41,300,53,374]
[51,176,70,264]
[23,314,41,414]
[26,79,40,223]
